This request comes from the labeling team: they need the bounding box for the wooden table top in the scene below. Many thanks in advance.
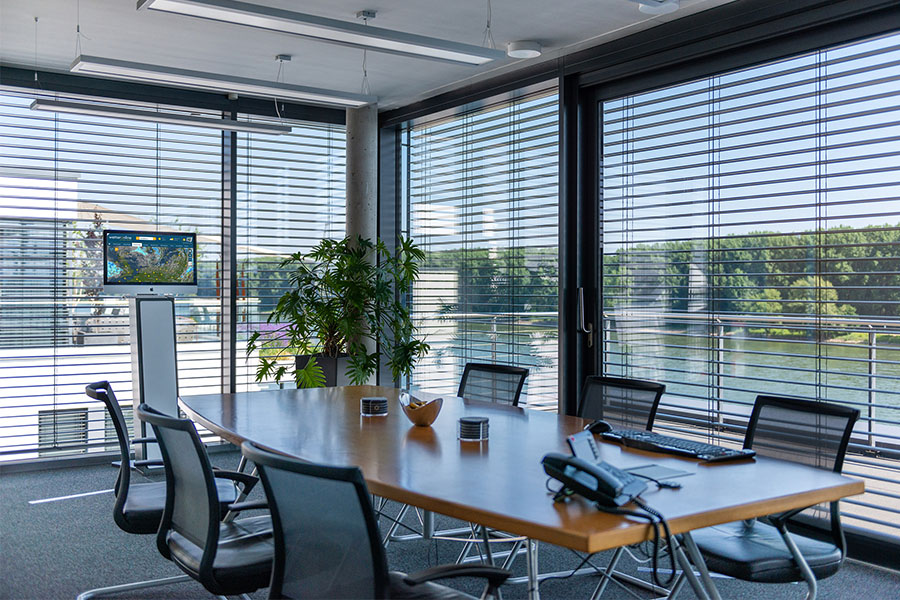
[181,385,865,553]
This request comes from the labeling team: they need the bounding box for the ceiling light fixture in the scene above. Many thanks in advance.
[70,55,376,108]
[628,0,680,15]
[30,99,294,134]
[136,0,505,66]
[506,41,542,59]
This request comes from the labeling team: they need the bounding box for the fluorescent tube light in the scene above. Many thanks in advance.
[70,55,376,108]
[30,99,293,135]
[137,0,505,66]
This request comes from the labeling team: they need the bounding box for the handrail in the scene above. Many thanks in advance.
[603,310,900,330]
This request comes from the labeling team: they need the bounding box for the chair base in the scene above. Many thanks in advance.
[76,573,192,600]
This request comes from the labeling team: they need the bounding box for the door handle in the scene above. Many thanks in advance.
[577,287,594,348]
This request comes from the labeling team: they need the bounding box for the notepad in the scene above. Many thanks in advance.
[625,464,694,480]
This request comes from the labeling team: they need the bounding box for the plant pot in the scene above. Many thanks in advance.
[295,354,352,387]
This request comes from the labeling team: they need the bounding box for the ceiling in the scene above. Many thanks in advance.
[0,0,735,111]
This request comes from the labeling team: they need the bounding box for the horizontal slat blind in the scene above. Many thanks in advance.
[0,91,224,460]
[602,31,900,538]
[405,88,559,410]
[236,118,346,390]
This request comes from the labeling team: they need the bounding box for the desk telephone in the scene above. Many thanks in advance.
[542,432,676,588]
[542,453,648,507]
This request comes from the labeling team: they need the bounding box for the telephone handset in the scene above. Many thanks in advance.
[541,452,648,507]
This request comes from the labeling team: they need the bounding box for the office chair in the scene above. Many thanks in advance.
[458,362,529,406]
[575,376,666,598]
[688,395,860,600]
[137,404,274,597]
[241,440,511,599]
[447,363,531,569]
[77,382,242,600]
[577,375,666,431]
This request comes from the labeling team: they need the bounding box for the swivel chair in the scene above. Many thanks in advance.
[137,404,274,597]
[577,375,666,431]
[242,440,511,599]
[688,395,859,600]
[458,362,529,406]
[576,376,666,598]
[77,381,242,600]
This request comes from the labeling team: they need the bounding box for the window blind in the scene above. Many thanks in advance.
[602,31,900,538]
[236,119,346,390]
[0,91,223,460]
[405,88,559,410]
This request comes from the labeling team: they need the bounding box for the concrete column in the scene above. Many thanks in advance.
[345,104,379,382]
[345,104,378,243]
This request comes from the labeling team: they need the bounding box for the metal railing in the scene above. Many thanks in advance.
[603,310,900,447]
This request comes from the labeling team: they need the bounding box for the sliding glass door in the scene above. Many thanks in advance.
[599,30,900,538]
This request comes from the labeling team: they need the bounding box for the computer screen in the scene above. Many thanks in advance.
[103,230,198,296]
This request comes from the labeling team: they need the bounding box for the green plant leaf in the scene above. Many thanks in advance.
[295,355,326,388]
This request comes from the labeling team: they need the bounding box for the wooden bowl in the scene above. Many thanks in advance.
[400,397,443,427]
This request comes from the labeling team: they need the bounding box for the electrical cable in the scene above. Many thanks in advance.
[545,477,676,589]
[630,472,682,489]
[633,497,677,588]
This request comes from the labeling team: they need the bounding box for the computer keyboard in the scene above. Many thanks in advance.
[602,429,756,463]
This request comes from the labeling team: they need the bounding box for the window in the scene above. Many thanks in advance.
[404,88,559,410]
[0,92,345,460]
[602,31,900,538]
[38,408,87,456]
[236,119,346,391]
[104,404,133,451]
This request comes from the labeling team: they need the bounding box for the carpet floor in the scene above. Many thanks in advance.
[2,450,898,599]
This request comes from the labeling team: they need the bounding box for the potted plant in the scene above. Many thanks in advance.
[247,235,430,388]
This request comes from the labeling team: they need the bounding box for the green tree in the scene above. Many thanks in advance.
[783,276,856,317]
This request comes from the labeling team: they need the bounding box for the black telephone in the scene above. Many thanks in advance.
[541,452,647,507]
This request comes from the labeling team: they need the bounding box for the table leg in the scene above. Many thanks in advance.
[670,536,711,600]
[526,539,541,600]
[481,525,495,565]
[423,509,435,540]
[681,532,723,600]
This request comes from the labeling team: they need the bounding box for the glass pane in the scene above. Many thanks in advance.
[601,31,900,539]
[406,90,560,410]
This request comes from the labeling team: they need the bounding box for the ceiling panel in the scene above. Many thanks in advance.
[0,0,734,110]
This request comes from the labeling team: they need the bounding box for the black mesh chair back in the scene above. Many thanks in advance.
[86,380,165,534]
[691,396,860,592]
[577,376,665,430]
[137,404,273,596]
[747,396,860,540]
[458,363,529,406]
[137,404,218,556]
[242,441,387,599]
[747,396,858,472]
[86,381,131,469]
[85,381,132,499]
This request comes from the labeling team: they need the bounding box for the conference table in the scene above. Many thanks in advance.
[180,385,864,600]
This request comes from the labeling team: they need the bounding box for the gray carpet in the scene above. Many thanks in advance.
[1,450,898,599]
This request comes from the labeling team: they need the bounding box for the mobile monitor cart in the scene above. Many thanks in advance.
[103,230,198,464]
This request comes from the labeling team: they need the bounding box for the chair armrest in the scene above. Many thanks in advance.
[227,500,269,512]
[134,459,165,467]
[404,564,511,588]
[131,437,158,445]
[213,469,259,494]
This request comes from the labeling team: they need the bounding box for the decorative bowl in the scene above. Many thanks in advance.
[400,396,443,427]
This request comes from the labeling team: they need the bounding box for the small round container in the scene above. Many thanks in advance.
[360,396,388,417]
[458,416,489,441]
